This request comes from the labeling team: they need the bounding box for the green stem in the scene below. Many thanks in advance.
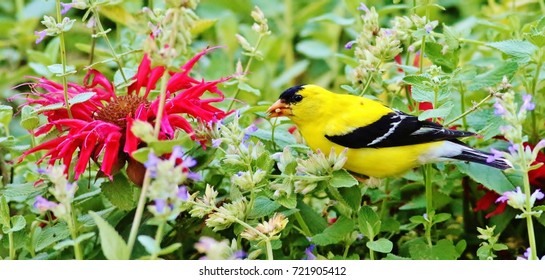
[294,211,312,237]
[359,75,374,97]
[227,34,265,111]
[540,0,545,15]
[379,179,390,218]
[419,35,426,74]
[424,164,433,247]
[270,118,279,151]
[151,222,165,260]
[127,169,153,255]
[458,82,468,130]
[68,207,83,260]
[8,232,15,260]
[530,57,542,142]
[519,143,538,260]
[343,243,350,258]
[369,241,376,260]
[56,0,73,119]
[444,93,493,127]
[91,4,128,84]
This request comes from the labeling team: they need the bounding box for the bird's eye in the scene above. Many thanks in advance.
[293,94,303,102]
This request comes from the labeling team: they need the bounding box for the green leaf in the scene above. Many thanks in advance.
[0,104,13,128]
[20,106,40,131]
[295,40,333,59]
[2,215,26,233]
[487,40,538,64]
[237,81,261,96]
[366,238,393,253]
[114,68,137,87]
[403,75,431,91]
[90,211,130,260]
[131,147,151,163]
[433,213,451,224]
[35,223,70,251]
[101,173,136,211]
[409,239,461,260]
[250,128,297,148]
[442,24,460,50]
[191,19,217,36]
[272,60,310,88]
[248,196,281,219]
[311,216,354,246]
[2,183,44,203]
[339,185,362,212]
[275,193,297,209]
[467,61,518,91]
[297,200,328,235]
[138,235,158,255]
[69,92,96,105]
[149,139,187,156]
[456,162,516,194]
[418,102,452,120]
[46,64,76,75]
[157,242,182,256]
[310,13,355,26]
[424,41,458,72]
[329,169,358,188]
[99,4,142,30]
[357,206,381,239]
[0,196,9,227]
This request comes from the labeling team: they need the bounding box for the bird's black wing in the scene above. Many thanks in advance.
[325,110,474,149]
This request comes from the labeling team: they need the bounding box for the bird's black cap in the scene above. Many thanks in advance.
[279,85,304,103]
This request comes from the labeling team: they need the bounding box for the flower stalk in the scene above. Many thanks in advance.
[56,0,73,119]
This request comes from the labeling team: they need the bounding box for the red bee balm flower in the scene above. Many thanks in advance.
[21,48,230,181]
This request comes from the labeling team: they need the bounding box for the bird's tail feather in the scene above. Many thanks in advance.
[448,148,511,170]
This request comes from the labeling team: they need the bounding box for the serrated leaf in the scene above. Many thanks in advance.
[275,193,297,209]
[101,174,136,211]
[2,215,26,233]
[2,183,44,203]
[90,211,130,260]
[357,206,380,239]
[53,239,74,251]
[0,196,9,226]
[456,162,516,194]
[339,185,362,211]
[248,196,281,219]
[403,75,432,90]
[297,200,328,235]
[311,216,354,246]
[78,207,115,228]
[487,40,538,64]
[409,239,460,260]
[424,41,458,72]
[410,86,434,103]
[468,62,518,91]
[138,235,157,255]
[36,223,70,251]
[366,238,393,253]
[250,128,297,148]
[330,169,358,188]
[418,102,452,120]
[443,24,460,50]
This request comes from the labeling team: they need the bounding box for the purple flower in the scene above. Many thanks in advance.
[304,244,317,260]
[34,30,47,44]
[357,3,369,12]
[345,40,356,50]
[493,102,506,116]
[154,199,167,214]
[383,29,394,36]
[531,189,544,204]
[212,138,222,148]
[177,186,189,201]
[187,171,202,181]
[230,250,247,260]
[425,22,437,33]
[181,156,197,169]
[245,124,258,134]
[508,143,518,155]
[34,196,58,212]
[169,146,184,161]
[60,2,73,15]
[486,148,504,163]
[521,94,535,112]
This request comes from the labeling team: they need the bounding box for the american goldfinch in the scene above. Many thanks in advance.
[267,84,510,178]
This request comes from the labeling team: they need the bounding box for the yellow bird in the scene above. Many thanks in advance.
[267,84,510,178]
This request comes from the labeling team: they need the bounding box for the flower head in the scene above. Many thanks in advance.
[357,3,369,12]
[493,102,506,116]
[34,195,58,212]
[60,2,73,15]
[34,30,47,44]
[345,40,356,50]
[486,149,504,164]
[521,94,536,112]
[304,244,317,260]
[19,48,231,183]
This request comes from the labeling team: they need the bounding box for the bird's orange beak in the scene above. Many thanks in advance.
[267,100,292,118]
